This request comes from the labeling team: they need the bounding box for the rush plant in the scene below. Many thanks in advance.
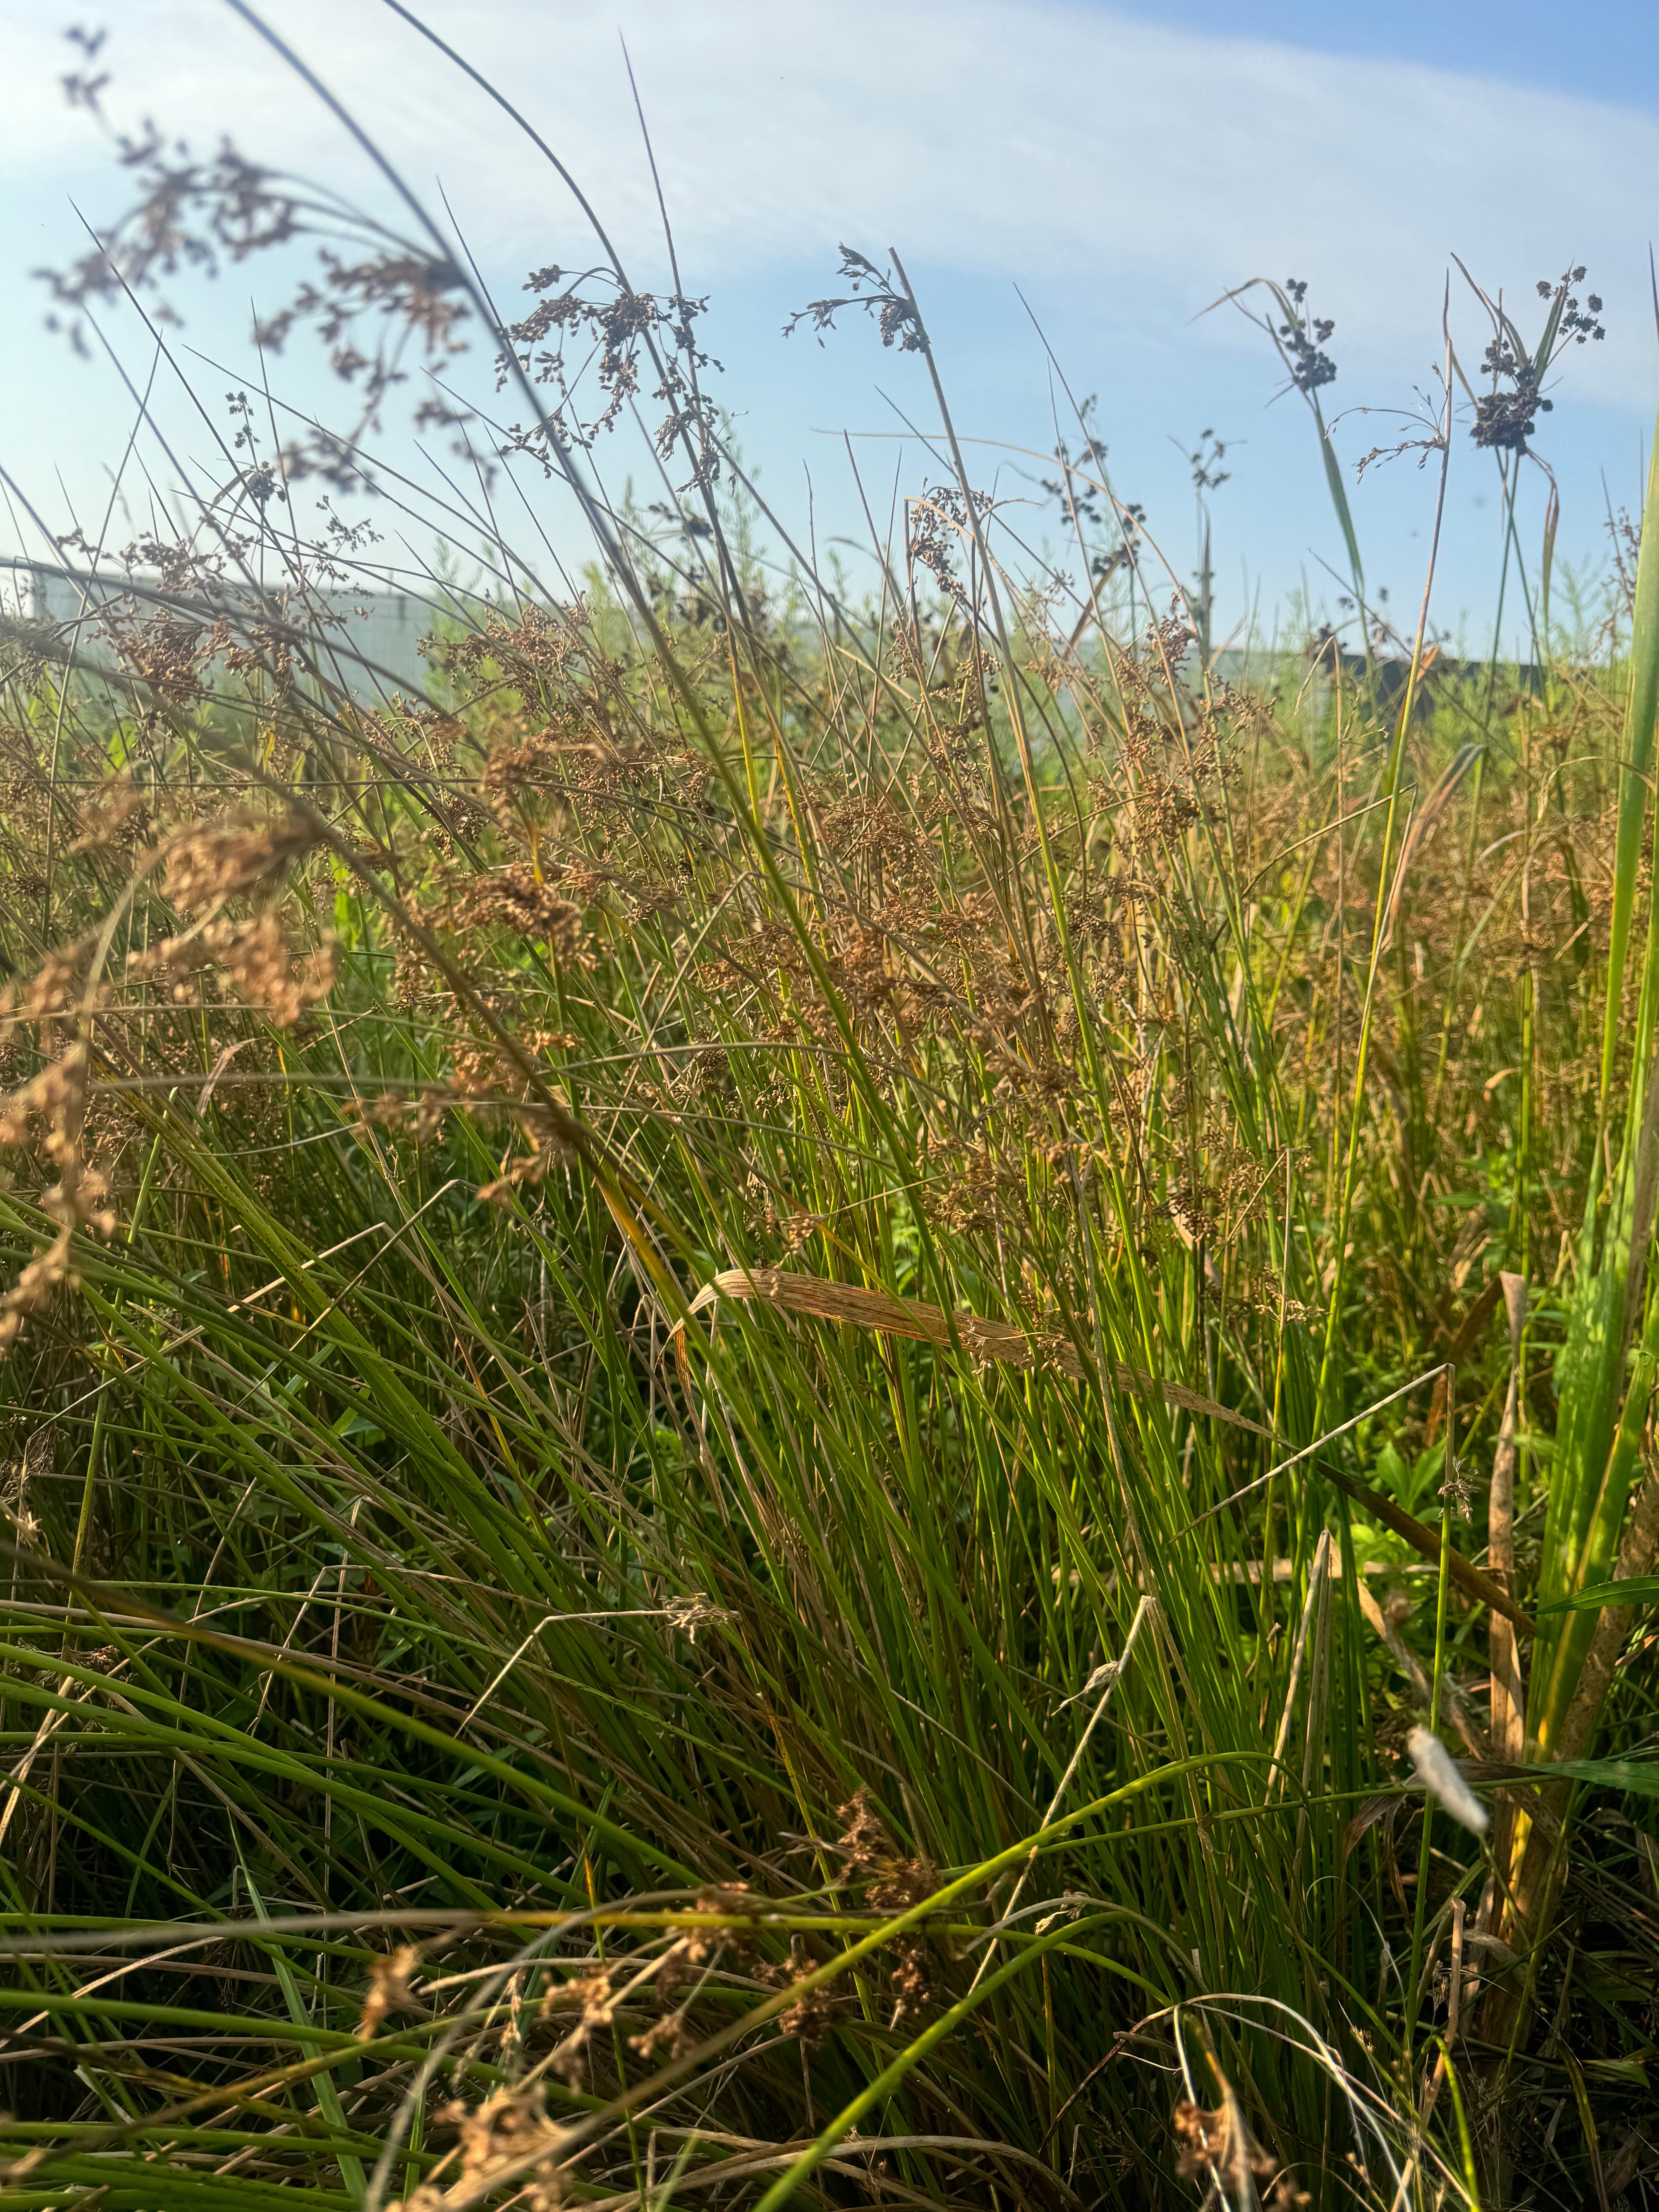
[0,14,1656,2212]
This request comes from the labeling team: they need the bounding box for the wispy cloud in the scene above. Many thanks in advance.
[4,0,1652,626]
[7,0,1658,402]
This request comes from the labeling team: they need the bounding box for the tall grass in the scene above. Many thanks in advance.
[0,19,1657,2210]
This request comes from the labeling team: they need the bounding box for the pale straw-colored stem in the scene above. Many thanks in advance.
[967,1594,1154,1994]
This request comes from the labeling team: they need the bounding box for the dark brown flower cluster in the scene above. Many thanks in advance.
[782,246,925,353]
[456,864,590,967]
[835,1788,939,2027]
[502,268,723,486]
[164,810,318,912]
[1278,278,1337,394]
[1172,2098,1307,2207]
[129,912,338,1028]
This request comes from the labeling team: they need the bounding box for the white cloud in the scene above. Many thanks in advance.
[5,0,1656,405]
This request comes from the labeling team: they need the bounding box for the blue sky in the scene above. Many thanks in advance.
[1106,0,1659,108]
[4,0,1657,651]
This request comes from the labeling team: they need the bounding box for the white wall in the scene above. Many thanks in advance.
[5,562,441,702]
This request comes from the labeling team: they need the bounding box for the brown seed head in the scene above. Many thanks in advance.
[164,809,318,913]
